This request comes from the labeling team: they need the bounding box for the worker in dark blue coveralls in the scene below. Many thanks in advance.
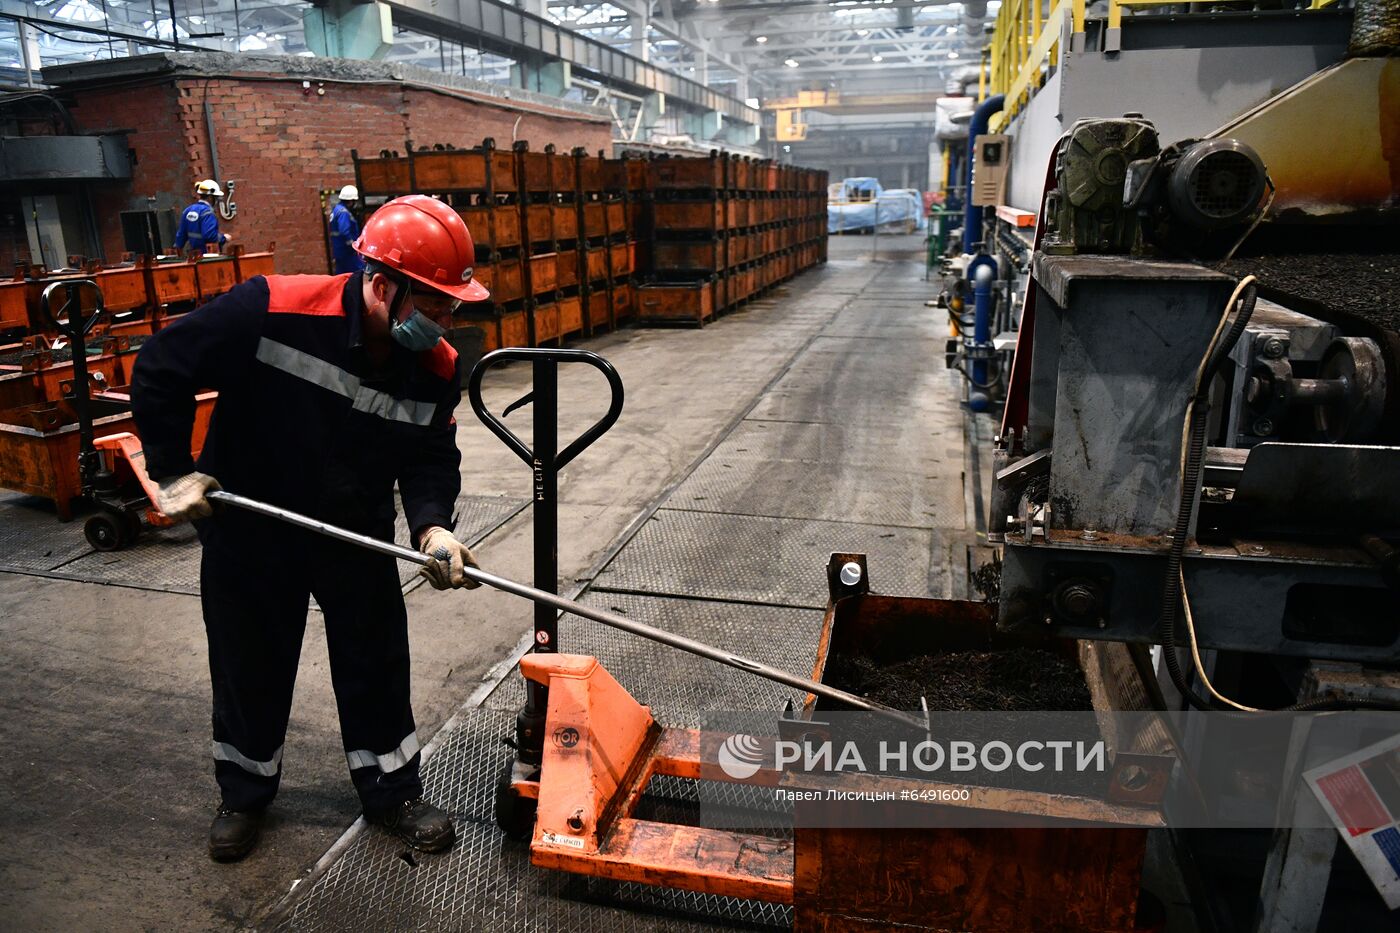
[329,184,365,274]
[132,195,491,863]
[173,179,232,255]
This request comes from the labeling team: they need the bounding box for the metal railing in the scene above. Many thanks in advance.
[987,0,1085,130]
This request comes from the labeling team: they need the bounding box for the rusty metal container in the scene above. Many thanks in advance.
[649,155,724,190]
[86,267,147,312]
[609,242,633,278]
[585,247,608,283]
[194,256,237,301]
[526,205,552,244]
[555,249,579,289]
[458,205,521,251]
[635,280,714,325]
[0,279,26,332]
[520,151,552,192]
[653,240,725,273]
[605,201,625,233]
[653,200,723,233]
[354,153,411,196]
[147,260,199,306]
[552,205,578,241]
[529,253,557,295]
[557,294,583,337]
[582,202,605,237]
[469,307,530,353]
[232,250,276,282]
[611,282,633,322]
[577,156,602,192]
[411,149,491,191]
[791,555,1164,933]
[532,301,559,345]
[734,158,753,191]
[552,153,577,191]
[475,258,524,304]
[585,288,611,332]
[0,391,214,519]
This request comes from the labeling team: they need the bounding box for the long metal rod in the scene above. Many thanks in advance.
[207,490,922,726]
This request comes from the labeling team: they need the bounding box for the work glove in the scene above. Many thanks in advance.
[418,526,482,590]
[155,471,221,522]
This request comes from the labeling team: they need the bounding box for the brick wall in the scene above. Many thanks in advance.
[65,75,611,275]
[74,82,187,266]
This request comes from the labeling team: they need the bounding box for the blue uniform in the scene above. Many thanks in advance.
[174,200,226,254]
[131,272,462,814]
[329,203,365,274]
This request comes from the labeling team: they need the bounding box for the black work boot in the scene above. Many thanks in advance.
[370,797,456,853]
[209,805,264,862]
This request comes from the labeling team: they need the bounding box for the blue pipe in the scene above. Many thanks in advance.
[962,94,1005,255]
[967,254,998,412]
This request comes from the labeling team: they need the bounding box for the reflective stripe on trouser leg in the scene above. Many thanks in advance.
[346,731,420,773]
[214,741,284,778]
[199,517,311,812]
[311,532,423,811]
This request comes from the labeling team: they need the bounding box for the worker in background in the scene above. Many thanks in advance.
[329,185,366,274]
[132,195,490,863]
[174,179,232,256]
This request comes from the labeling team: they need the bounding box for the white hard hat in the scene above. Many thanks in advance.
[338,184,359,201]
[195,179,224,197]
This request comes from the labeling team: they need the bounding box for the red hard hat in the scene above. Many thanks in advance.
[353,194,490,302]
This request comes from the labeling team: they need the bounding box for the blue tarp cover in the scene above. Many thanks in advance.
[828,179,927,233]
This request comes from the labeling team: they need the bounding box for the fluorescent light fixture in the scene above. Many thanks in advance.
[785,58,799,67]
[755,35,768,43]
[871,54,883,62]
[948,51,959,59]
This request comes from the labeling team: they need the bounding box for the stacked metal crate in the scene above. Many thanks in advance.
[635,152,726,326]
[351,143,825,343]
[634,152,828,327]
[573,148,636,334]
[514,142,580,347]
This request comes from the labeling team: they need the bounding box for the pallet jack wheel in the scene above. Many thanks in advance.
[84,508,131,551]
[493,762,537,841]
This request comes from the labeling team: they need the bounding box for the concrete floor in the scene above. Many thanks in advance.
[0,236,937,931]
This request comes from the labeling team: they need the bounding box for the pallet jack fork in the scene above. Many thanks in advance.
[517,652,794,903]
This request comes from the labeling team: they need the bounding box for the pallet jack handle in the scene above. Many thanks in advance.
[205,490,922,727]
[467,348,626,764]
[39,280,110,493]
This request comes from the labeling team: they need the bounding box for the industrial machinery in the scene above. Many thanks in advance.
[992,101,1398,679]
[980,16,1400,916]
